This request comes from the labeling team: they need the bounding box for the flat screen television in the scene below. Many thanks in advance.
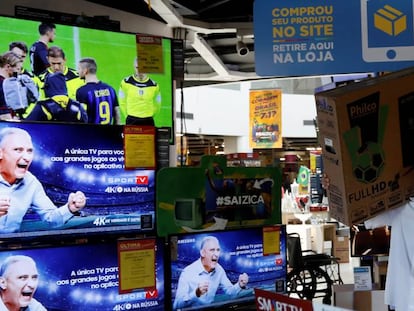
[0,237,165,311]
[0,121,156,239]
[0,13,173,135]
[168,225,287,311]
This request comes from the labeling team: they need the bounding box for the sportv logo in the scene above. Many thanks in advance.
[136,176,149,185]
[145,289,158,299]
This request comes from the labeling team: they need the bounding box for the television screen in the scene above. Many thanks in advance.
[168,225,287,311]
[0,238,165,311]
[0,14,173,133]
[0,121,155,239]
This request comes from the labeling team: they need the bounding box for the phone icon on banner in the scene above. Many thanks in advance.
[361,0,414,62]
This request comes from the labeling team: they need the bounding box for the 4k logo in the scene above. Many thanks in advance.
[136,176,149,185]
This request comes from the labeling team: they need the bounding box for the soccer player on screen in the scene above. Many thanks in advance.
[76,57,121,125]
[173,236,249,309]
[0,127,86,233]
[0,255,46,311]
[29,22,56,76]
[25,72,88,123]
[31,46,84,101]
[118,57,161,126]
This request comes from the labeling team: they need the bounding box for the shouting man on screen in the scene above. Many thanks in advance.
[0,127,86,233]
[173,236,249,309]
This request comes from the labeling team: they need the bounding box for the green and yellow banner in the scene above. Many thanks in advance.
[249,89,282,149]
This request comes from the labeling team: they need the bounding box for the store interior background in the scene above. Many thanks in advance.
[1,0,356,267]
[0,0,387,308]
[1,0,360,168]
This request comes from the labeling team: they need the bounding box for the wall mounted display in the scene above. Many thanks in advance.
[249,89,282,149]
[0,121,155,239]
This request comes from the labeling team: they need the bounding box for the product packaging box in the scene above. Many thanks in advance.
[333,284,388,311]
[315,67,414,226]
[333,234,350,263]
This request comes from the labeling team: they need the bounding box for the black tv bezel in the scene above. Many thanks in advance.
[0,121,158,242]
[0,233,166,311]
[165,225,287,311]
[0,10,176,144]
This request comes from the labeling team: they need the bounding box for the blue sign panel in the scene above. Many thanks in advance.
[254,0,414,77]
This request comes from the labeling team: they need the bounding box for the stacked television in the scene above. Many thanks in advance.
[0,11,287,311]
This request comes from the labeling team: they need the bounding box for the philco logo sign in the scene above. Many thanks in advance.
[316,98,333,113]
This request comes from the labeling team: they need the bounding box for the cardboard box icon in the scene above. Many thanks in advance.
[315,67,414,226]
[374,5,406,36]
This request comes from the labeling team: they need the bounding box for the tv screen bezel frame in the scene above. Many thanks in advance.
[0,121,158,241]
[0,234,166,311]
[166,225,288,311]
[0,11,175,143]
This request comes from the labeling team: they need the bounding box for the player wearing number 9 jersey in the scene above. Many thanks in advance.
[76,57,121,125]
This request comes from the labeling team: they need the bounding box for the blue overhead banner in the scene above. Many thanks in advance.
[254,0,414,77]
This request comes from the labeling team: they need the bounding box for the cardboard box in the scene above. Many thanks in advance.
[334,248,350,263]
[315,67,414,225]
[334,284,388,311]
[354,289,388,311]
[334,235,350,250]
[333,284,354,310]
[333,235,350,263]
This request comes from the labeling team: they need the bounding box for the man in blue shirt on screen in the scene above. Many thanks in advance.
[76,57,121,125]
[0,127,86,233]
[0,255,46,311]
[173,236,249,309]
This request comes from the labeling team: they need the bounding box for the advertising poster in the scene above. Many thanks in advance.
[156,155,282,237]
[249,89,282,149]
[0,121,155,239]
[255,288,313,311]
[136,34,164,74]
[123,126,156,169]
[169,226,287,311]
[0,239,165,311]
[255,288,352,311]
[118,238,156,293]
[254,0,414,77]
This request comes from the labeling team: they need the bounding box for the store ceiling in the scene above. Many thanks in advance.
[86,0,319,152]
[87,0,259,87]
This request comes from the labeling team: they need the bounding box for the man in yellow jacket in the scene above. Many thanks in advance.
[32,46,84,101]
[118,58,161,126]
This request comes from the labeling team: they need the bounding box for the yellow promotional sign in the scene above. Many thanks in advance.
[249,89,282,149]
[118,238,156,293]
[136,34,164,73]
[123,125,155,169]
